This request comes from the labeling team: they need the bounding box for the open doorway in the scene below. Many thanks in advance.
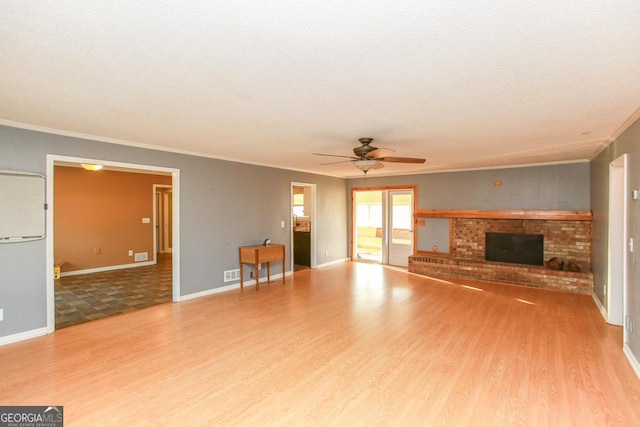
[291,182,316,271]
[154,185,173,256]
[352,187,416,267]
[46,155,180,332]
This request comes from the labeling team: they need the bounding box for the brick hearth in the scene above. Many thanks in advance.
[409,211,594,294]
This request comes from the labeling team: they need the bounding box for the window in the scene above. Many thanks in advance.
[293,193,305,216]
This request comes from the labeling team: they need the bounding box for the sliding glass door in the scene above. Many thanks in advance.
[352,188,415,266]
[388,190,414,266]
[354,191,383,263]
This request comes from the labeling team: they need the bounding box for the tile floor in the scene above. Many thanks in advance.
[55,254,172,329]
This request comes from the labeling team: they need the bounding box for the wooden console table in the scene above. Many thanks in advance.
[239,244,285,290]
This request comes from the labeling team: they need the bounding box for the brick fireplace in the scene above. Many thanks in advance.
[408,210,594,294]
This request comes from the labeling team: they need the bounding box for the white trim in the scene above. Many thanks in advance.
[46,158,55,333]
[0,119,344,178]
[0,327,48,347]
[623,344,640,380]
[607,154,628,328]
[349,159,591,178]
[60,261,155,277]
[593,106,640,158]
[153,184,173,260]
[1,119,592,179]
[592,292,608,322]
[46,154,181,334]
[171,171,181,303]
[178,271,293,302]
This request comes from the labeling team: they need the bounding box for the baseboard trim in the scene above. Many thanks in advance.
[61,261,155,277]
[623,344,640,380]
[178,271,292,302]
[592,292,608,322]
[0,327,48,347]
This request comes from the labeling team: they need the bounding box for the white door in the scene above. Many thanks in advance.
[387,190,414,266]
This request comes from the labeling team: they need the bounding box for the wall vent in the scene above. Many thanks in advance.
[134,252,149,262]
[224,269,241,282]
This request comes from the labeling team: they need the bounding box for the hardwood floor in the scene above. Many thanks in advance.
[1,262,639,426]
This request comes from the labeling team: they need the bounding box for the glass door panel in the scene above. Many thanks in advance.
[388,191,414,266]
[354,191,383,263]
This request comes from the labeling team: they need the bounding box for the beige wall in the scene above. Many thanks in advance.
[54,166,172,273]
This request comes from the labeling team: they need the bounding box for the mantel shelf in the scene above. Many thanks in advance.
[414,209,592,221]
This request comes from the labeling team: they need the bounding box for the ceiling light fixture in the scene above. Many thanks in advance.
[80,164,103,171]
[353,159,379,174]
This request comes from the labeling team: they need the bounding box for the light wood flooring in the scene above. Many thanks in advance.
[1,262,639,426]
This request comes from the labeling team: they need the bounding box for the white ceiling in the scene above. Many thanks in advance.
[1,1,639,178]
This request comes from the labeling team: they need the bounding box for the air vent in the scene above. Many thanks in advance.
[134,252,149,262]
[224,269,240,282]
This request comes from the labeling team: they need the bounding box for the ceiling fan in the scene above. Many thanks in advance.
[313,137,426,174]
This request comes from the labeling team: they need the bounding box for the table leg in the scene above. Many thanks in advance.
[267,262,271,283]
[255,263,260,291]
[240,263,244,289]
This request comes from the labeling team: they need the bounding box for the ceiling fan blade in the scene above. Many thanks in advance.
[377,157,426,164]
[313,153,358,159]
[366,148,395,159]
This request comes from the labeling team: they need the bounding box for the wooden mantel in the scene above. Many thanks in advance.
[414,209,592,221]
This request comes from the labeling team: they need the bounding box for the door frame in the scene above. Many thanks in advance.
[607,154,628,333]
[153,184,173,258]
[350,185,417,265]
[387,189,415,267]
[46,155,181,333]
[290,182,317,268]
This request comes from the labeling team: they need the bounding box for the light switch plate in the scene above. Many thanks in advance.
[142,217,151,223]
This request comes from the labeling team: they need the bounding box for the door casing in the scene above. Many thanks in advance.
[351,185,417,266]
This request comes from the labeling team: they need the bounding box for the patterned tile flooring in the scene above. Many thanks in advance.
[55,254,172,329]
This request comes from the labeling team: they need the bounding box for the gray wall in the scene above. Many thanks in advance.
[0,125,347,339]
[591,117,640,362]
[347,163,590,255]
[348,163,590,211]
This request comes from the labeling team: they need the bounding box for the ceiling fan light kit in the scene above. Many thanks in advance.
[313,137,426,174]
[353,159,380,173]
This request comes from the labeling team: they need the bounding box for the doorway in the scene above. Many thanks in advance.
[352,187,416,267]
[608,154,628,335]
[155,185,173,256]
[291,182,316,270]
[46,155,181,333]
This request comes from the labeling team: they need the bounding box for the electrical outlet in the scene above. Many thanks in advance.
[128,250,133,256]
[325,250,329,256]
[0,308,3,321]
